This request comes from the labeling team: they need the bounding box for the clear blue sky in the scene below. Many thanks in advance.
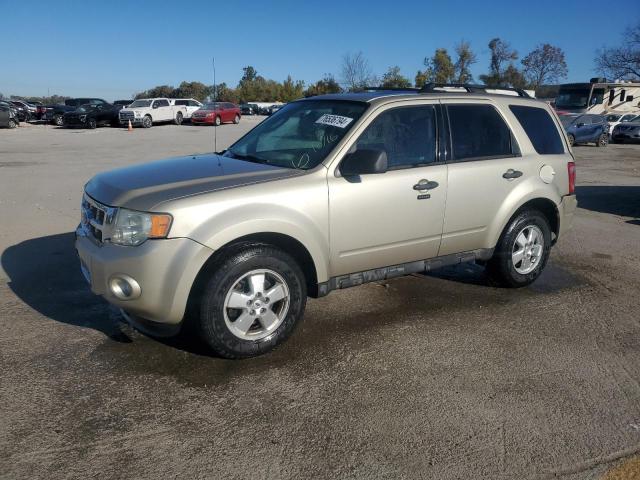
[1,0,638,100]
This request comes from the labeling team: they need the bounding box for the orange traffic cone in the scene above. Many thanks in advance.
[127,120,133,132]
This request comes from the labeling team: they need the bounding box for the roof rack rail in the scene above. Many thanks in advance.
[419,82,531,98]
[361,86,420,92]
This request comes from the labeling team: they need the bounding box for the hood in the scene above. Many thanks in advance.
[84,154,305,211]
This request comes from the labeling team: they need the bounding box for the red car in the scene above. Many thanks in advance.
[191,102,241,126]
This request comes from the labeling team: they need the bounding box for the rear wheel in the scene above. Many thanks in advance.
[214,115,221,126]
[8,119,16,129]
[174,112,183,125]
[197,244,307,358]
[567,134,575,147]
[487,210,551,288]
[53,114,63,126]
[597,133,608,147]
[233,114,240,124]
[142,115,152,128]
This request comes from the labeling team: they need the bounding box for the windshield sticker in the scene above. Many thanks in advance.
[315,114,354,129]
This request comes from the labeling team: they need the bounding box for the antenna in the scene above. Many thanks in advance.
[212,57,217,154]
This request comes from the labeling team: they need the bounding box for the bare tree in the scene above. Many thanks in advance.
[454,41,477,83]
[595,22,640,80]
[341,51,374,91]
[522,44,568,89]
[480,38,518,86]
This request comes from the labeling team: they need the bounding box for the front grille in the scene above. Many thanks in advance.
[81,194,115,244]
[119,111,135,121]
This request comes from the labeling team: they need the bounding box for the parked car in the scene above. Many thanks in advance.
[63,103,121,129]
[10,100,37,121]
[8,101,30,121]
[0,100,20,121]
[240,103,255,115]
[171,99,203,120]
[76,86,577,358]
[113,100,133,108]
[118,98,187,128]
[0,104,19,128]
[605,112,639,135]
[45,98,110,126]
[560,113,609,146]
[611,116,640,143]
[191,102,241,125]
[268,104,284,115]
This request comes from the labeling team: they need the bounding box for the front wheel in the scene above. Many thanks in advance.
[197,245,307,358]
[53,114,64,126]
[597,133,608,147]
[233,114,240,124]
[487,210,551,288]
[87,117,97,129]
[142,115,152,128]
[8,119,17,129]
[174,112,183,125]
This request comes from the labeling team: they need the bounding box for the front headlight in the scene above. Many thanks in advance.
[110,208,172,246]
[79,115,87,121]
[134,111,141,117]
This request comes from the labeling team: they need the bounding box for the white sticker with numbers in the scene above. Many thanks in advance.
[315,114,354,128]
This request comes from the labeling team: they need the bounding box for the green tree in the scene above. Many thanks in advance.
[279,75,305,102]
[454,41,477,83]
[212,83,239,103]
[415,48,455,86]
[381,66,411,88]
[521,44,568,89]
[174,81,211,101]
[305,75,342,96]
[135,85,175,99]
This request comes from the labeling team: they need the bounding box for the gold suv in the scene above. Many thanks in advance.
[76,84,578,358]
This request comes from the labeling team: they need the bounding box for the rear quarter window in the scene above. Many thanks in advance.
[509,105,565,155]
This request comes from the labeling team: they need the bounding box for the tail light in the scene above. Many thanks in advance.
[568,161,576,195]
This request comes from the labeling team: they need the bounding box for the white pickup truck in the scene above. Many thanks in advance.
[172,98,203,120]
[119,98,187,128]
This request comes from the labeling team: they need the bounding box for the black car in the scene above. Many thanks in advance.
[10,100,37,121]
[63,103,120,128]
[0,104,19,128]
[240,103,255,115]
[45,98,110,126]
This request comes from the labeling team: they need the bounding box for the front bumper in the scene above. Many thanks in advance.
[119,116,144,125]
[191,116,215,124]
[75,228,213,326]
[558,194,578,238]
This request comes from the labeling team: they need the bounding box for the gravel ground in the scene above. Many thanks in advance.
[0,121,639,479]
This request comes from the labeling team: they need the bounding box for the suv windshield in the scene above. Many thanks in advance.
[129,100,152,108]
[224,100,368,170]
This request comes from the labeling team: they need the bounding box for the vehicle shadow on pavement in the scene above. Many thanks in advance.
[1,232,131,342]
[576,185,640,220]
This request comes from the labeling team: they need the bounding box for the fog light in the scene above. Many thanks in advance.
[108,274,141,300]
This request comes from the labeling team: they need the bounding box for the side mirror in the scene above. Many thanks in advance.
[576,122,585,128]
[340,149,388,176]
[152,104,159,109]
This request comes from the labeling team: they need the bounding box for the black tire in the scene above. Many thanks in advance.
[174,112,183,125]
[487,210,552,288]
[214,115,221,126]
[567,134,575,147]
[596,133,608,147]
[197,244,307,358]
[142,115,152,128]
[87,117,97,129]
[8,119,16,129]
[53,114,64,126]
[233,114,240,124]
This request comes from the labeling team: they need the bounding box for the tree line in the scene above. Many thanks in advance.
[4,22,637,104]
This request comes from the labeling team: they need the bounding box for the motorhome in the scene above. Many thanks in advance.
[555,78,640,115]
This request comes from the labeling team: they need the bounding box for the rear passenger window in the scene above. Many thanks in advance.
[355,106,437,169]
[509,105,564,155]
[175,100,187,106]
[447,104,515,160]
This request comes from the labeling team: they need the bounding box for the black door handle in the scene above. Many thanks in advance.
[502,169,523,179]
[413,179,439,190]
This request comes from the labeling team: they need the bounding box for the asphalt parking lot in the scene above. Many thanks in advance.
[1,122,639,479]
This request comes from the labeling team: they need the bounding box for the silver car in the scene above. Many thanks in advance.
[76,86,577,358]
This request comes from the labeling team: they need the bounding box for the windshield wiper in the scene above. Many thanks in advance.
[227,151,269,165]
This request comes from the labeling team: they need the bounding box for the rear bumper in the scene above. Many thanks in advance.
[75,231,214,326]
[558,194,578,239]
